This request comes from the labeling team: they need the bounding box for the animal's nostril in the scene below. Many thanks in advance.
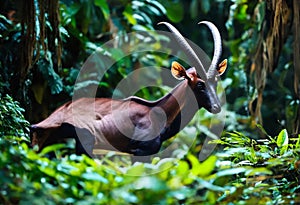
[211,104,221,114]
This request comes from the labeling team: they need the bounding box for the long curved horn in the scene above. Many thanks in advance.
[158,22,208,81]
[198,21,222,78]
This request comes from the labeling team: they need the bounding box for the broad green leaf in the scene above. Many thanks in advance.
[176,160,189,176]
[170,187,194,201]
[113,190,138,203]
[39,165,56,177]
[156,158,176,179]
[57,163,78,175]
[245,167,273,176]
[145,4,161,16]
[211,167,248,179]
[37,52,63,95]
[126,163,145,176]
[38,144,66,157]
[168,176,183,189]
[277,129,289,147]
[82,172,109,183]
[164,2,184,23]
[94,0,110,20]
[26,149,40,160]
[197,178,230,192]
[123,6,137,25]
[157,158,176,172]
[187,154,200,175]
[296,134,300,148]
[151,157,160,165]
[134,176,166,191]
[197,155,217,177]
[146,0,166,14]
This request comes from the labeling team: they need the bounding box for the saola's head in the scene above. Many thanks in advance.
[170,60,227,113]
[159,21,227,114]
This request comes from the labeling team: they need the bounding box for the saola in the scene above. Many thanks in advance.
[30,21,228,157]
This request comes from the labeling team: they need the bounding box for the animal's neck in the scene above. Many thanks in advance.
[158,80,199,128]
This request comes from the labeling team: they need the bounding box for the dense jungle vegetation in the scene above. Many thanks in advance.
[0,0,300,204]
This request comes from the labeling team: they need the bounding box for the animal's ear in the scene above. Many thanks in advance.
[171,61,189,80]
[217,59,227,76]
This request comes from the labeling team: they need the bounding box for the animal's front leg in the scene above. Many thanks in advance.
[127,136,162,156]
[74,127,95,157]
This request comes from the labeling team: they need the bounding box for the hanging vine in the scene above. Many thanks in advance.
[293,0,300,134]
[19,0,61,79]
[249,0,293,129]
[14,0,62,120]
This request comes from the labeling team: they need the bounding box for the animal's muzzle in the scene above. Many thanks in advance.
[210,104,221,114]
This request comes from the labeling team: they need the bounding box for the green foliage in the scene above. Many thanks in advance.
[122,0,166,30]
[0,94,29,140]
[57,0,168,100]
[0,140,219,204]
[213,129,300,204]
[1,96,300,204]
[36,51,64,95]
[0,14,22,94]
[225,0,299,135]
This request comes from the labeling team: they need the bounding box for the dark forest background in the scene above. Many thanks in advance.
[1,0,299,136]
